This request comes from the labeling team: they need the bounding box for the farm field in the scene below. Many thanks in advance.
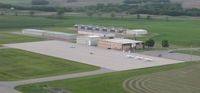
[0,49,98,81]
[16,61,200,93]
[0,0,31,6]
[0,0,123,7]
[0,0,199,8]
[176,50,200,56]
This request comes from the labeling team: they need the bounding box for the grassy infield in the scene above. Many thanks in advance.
[0,49,98,81]
[0,16,200,93]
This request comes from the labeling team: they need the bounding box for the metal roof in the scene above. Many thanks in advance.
[102,38,143,44]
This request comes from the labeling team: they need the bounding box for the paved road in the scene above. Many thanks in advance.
[0,68,113,93]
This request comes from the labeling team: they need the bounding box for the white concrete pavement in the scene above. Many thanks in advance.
[4,40,182,71]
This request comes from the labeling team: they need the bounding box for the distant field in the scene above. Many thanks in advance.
[176,50,200,56]
[0,0,31,6]
[17,62,200,93]
[0,49,98,81]
[0,0,199,8]
[172,0,200,8]
[0,0,123,7]
[0,16,61,28]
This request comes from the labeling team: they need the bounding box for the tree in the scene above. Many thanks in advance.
[32,0,49,5]
[146,15,151,20]
[29,11,35,17]
[86,11,94,17]
[136,14,141,19]
[56,8,65,18]
[67,0,77,3]
[145,39,155,48]
[162,40,169,48]
[111,11,116,18]
[0,11,4,16]
[15,11,18,16]
[165,16,169,21]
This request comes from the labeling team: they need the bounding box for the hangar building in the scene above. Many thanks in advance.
[76,35,100,46]
[98,38,144,52]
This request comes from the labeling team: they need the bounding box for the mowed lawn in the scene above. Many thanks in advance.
[0,31,44,45]
[16,62,200,93]
[0,49,98,81]
[176,50,200,56]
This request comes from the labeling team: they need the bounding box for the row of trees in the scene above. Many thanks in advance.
[145,39,169,48]
[1,0,200,17]
[123,0,170,4]
[32,0,49,5]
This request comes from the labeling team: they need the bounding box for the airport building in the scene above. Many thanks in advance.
[126,29,148,36]
[76,35,100,46]
[22,29,77,42]
[98,38,144,51]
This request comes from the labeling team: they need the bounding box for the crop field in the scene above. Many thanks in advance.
[0,0,123,7]
[123,63,200,93]
[16,62,200,93]
[176,50,200,56]
[0,0,199,8]
[0,49,98,81]
[0,16,61,28]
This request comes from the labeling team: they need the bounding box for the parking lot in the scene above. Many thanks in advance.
[5,40,182,71]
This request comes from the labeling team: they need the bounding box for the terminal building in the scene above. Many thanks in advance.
[98,38,144,52]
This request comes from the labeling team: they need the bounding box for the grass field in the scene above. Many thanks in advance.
[0,31,44,45]
[0,16,61,28]
[16,61,200,93]
[0,16,200,47]
[0,49,98,81]
[176,50,200,56]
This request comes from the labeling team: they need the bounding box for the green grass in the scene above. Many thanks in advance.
[0,49,98,81]
[16,62,200,93]
[0,31,44,45]
[0,16,61,28]
[176,50,200,56]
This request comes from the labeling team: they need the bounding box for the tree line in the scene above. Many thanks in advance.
[0,0,200,16]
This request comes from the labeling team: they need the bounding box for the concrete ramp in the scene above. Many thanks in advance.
[4,40,182,71]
